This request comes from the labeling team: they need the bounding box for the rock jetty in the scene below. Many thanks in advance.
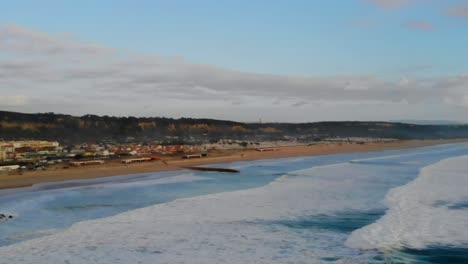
[0,213,14,221]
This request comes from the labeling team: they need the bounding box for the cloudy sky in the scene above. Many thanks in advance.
[1,0,467,122]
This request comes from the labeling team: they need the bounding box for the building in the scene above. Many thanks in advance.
[0,143,15,161]
[69,160,105,166]
[0,141,60,162]
[0,165,20,172]
[182,153,208,159]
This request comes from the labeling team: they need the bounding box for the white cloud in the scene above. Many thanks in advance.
[0,24,467,122]
[366,0,413,9]
[0,24,111,56]
[0,95,29,106]
[446,4,468,19]
[403,20,434,31]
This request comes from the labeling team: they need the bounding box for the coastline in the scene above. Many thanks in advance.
[1,138,467,191]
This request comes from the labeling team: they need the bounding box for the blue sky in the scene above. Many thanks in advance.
[1,0,468,122]
[2,0,467,76]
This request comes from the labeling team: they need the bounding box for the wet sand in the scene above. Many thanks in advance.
[1,139,467,190]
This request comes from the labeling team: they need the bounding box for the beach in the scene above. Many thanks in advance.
[1,138,467,190]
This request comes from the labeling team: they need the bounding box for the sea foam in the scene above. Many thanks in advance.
[346,155,468,250]
[1,146,467,263]
[0,163,382,263]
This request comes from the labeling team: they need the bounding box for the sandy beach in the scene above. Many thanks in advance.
[1,139,467,190]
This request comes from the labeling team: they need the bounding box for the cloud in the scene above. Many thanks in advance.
[0,24,467,122]
[291,101,309,107]
[446,4,468,19]
[0,95,29,106]
[0,24,112,56]
[366,0,413,9]
[403,20,434,31]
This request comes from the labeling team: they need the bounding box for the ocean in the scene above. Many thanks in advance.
[0,143,467,263]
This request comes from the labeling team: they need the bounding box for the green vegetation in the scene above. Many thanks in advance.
[1,111,468,144]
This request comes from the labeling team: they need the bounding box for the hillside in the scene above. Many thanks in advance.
[1,111,468,144]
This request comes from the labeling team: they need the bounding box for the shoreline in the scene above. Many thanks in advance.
[1,138,467,190]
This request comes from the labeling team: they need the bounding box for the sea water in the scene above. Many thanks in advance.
[0,143,467,263]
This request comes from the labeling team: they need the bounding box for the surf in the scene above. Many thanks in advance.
[347,155,468,250]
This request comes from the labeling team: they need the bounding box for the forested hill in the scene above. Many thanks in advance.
[1,111,468,144]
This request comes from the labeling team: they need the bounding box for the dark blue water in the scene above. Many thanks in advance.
[266,209,385,233]
[383,247,468,264]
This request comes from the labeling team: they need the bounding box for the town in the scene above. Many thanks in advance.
[0,137,398,174]
[0,140,208,173]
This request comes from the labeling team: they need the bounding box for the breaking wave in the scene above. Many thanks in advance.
[347,155,468,250]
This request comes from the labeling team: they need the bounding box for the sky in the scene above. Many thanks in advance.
[0,0,467,122]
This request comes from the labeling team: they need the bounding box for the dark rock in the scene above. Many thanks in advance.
[0,213,13,220]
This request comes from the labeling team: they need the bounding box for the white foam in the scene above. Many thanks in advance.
[6,228,64,242]
[346,155,468,250]
[0,162,377,263]
[84,173,211,189]
[349,143,466,164]
[2,149,466,263]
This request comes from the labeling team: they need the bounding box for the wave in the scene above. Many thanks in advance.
[346,155,468,250]
[2,228,63,243]
[2,145,468,263]
[348,147,458,166]
[0,160,385,263]
[0,173,211,222]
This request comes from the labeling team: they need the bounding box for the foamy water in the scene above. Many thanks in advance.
[0,143,467,263]
[347,155,468,250]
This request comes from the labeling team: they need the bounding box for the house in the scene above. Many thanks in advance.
[0,165,20,172]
